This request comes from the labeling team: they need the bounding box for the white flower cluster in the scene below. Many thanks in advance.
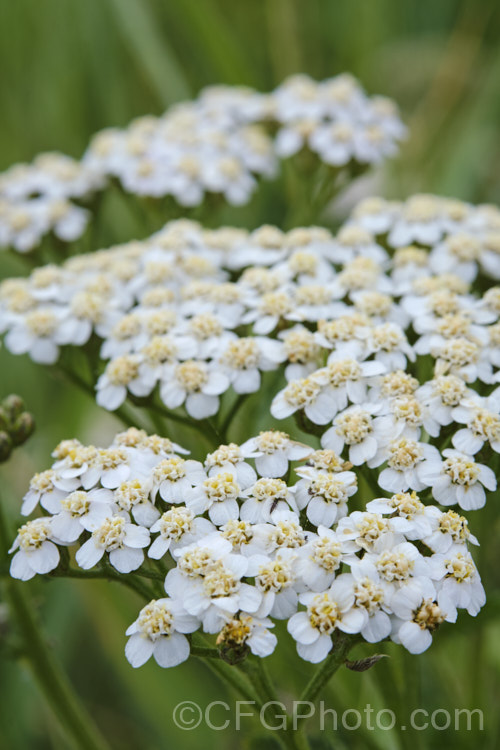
[9,427,485,666]
[1,204,500,435]
[272,73,406,165]
[0,74,405,254]
[83,73,405,203]
[349,193,500,281]
[0,152,103,253]
[83,92,275,207]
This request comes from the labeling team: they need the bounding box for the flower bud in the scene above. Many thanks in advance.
[10,412,36,447]
[2,395,25,423]
[0,431,12,463]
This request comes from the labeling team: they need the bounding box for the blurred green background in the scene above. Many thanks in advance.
[1,0,500,748]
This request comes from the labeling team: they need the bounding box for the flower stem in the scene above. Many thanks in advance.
[298,633,355,710]
[239,657,311,750]
[190,635,260,704]
[190,645,220,659]
[144,400,221,448]
[0,493,111,750]
[220,393,248,437]
[49,566,156,601]
[54,363,151,433]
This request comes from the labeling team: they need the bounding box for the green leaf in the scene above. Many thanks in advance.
[345,654,389,672]
[167,0,256,85]
[105,0,191,106]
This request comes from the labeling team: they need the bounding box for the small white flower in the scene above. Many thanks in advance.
[429,233,481,283]
[452,392,500,454]
[336,512,401,553]
[387,194,445,247]
[366,492,432,540]
[418,449,496,510]
[250,548,301,620]
[152,456,206,503]
[219,336,285,394]
[287,575,367,663]
[9,518,60,580]
[321,404,389,465]
[80,447,131,490]
[361,322,415,371]
[427,545,485,621]
[240,430,311,478]
[205,443,257,488]
[314,357,386,416]
[356,541,431,597]
[417,375,471,427]
[421,507,478,554]
[270,376,337,425]
[189,473,242,525]
[21,468,78,516]
[369,438,441,493]
[381,394,441,440]
[391,581,447,654]
[76,514,150,573]
[347,562,393,643]
[294,470,357,527]
[167,539,261,632]
[125,598,199,668]
[100,312,146,359]
[50,488,114,542]
[185,313,234,359]
[148,506,214,559]
[240,478,298,524]
[279,325,322,381]
[160,360,229,419]
[296,526,357,591]
[216,613,277,658]
[242,289,294,335]
[114,479,160,527]
[96,355,155,411]
[4,306,65,364]
[432,337,492,384]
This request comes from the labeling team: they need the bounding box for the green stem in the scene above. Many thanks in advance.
[360,465,383,501]
[298,633,354,709]
[144,400,221,448]
[220,393,248,437]
[54,363,153,433]
[190,645,220,659]
[49,566,155,601]
[190,641,260,704]
[238,656,278,705]
[201,656,260,704]
[240,657,311,750]
[0,494,111,750]
[294,410,323,439]
[4,582,112,750]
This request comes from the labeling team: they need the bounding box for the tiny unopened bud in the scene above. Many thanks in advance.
[0,431,12,462]
[10,412,36,447]
[218,642,250,665]
[2,395,25,423]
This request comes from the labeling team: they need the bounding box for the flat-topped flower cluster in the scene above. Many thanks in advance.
[0,153,102,253]
[349,193,500,281]
[9,427,485,666]
[1,198,500,455]
[0,73,405,253]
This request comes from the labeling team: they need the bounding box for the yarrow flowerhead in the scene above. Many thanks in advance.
[9,425,488,666]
